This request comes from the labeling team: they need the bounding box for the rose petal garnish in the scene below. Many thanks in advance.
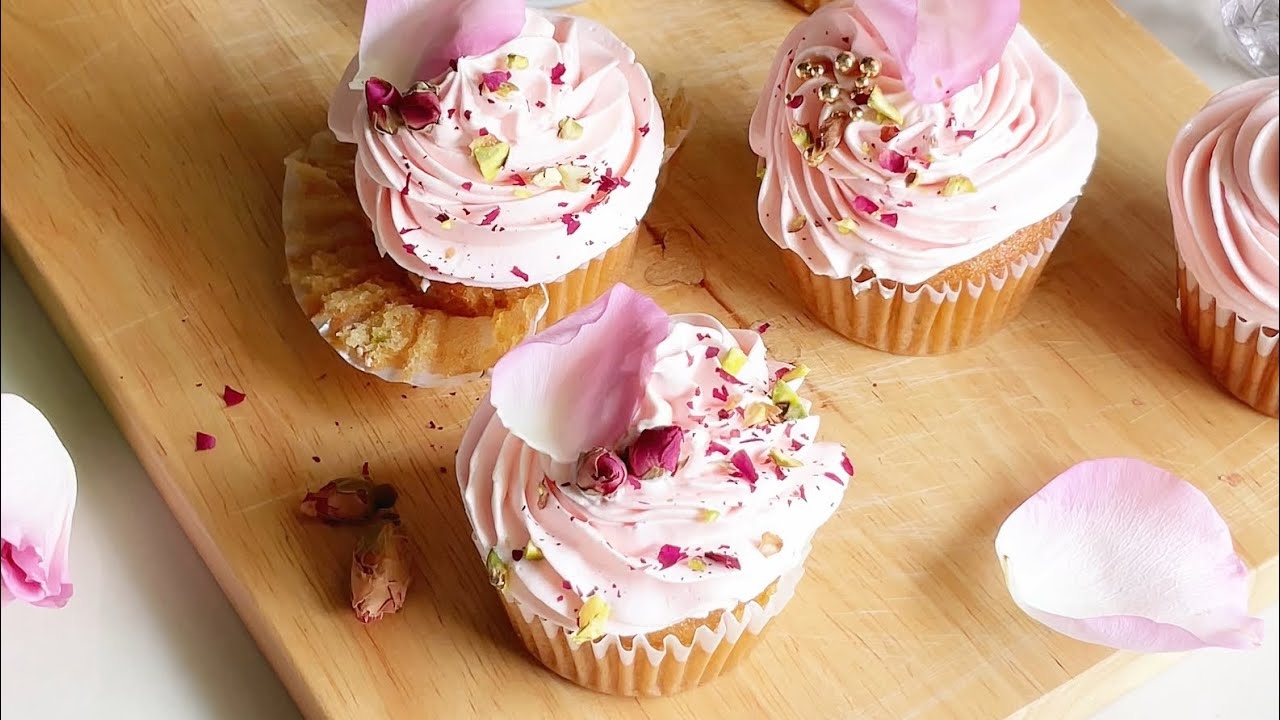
[485,547,508,590]
[853,195,879,214]
[835,218,858,234]
[758,532,783,557]
[840,453,855,475]
[956,129,977,140]
[523,540,544,561]
[657,544,687,569]
[364,77,403,134]
[704,551,741,570]
[729,450,758,484]
[720,347,748,376]
[878,149,909,173]
[627,425,683,479]
[867,86,904,126]
[942,175,977,196]
[354,0,526,87]
[481,70,511,92]
[480,207,501,226]
[855,0,1020,103]
[222,385,246,407]
[561,214,581,235]
[994,458,1264,652]
[399,85,442,130]
[558,117,584,140]
[880,212,900,228]
[771,381,808,421]
[575,447,628,495]
[195,432,216,451]
[490,284,669,463]
[557,164,591,192]
[570,594,609,645]
[506,54,529,70]
[469,135,510,182]
[550,62,567,85]
[351,518,412,624]
[707,441,730,455]
[531,166,563,188]
[768,448,804,468]
[1,394,77,609]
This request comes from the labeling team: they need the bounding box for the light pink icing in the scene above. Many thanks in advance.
[749,3,1098,285]
[456,315,853,635]
[331,12,665,289]
[1168,76,1279,326]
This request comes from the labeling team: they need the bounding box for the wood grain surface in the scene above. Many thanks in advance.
[3,0,1276,718]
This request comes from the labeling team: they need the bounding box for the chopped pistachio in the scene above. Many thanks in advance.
[687,557,708,571]
[720,347,748,376]
[771,381,809,421]
[742,402,777,427]
[868,86,904,126]
[536,482,550,509]
[556,164,591,192]
[523,540,544,561]
[569,594,610,645]
[768,448,805,468]
[781,364,810,383]
[485,548,508,590]
[790,126,813,152]
[756,157,767,178]
[506,54,529,70]
[530,166,563,188]
[787,215,808,233]
[835,218,858,234]
[758,532,784,557]
[439,217,454,230]
[942,175,977,197]
[700,508,721,522]
[513,187,533,199]
[469,136,510,182]
[494,82,519,98]
[557,117,584,140]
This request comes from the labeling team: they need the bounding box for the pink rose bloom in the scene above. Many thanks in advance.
[1,394,76,608]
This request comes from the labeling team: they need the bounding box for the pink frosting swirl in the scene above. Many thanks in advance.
[1168,76,1279,325]
[457,315,852,635]
[332,12,664,289]
[749,4,1097,285]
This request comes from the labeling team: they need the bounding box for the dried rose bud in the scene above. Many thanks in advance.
[627,425,683,480]
[365,77,403,134]
[576,447,627,495]
[300,477,397,525]
[351,519,412,624]
[399,85,442,131]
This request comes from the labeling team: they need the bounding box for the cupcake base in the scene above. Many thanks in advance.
[1177,263,1279,417]
[498,561,805,696]
[782,203,1075,355]
[282,131,636,387]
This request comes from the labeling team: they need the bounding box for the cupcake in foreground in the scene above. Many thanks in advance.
[1167,76,1279,417]
[750,0,1098,354]
[456,284,854,695]
[283,0,690,386]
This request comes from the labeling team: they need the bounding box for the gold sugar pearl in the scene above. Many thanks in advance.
[834,52,857,74]
[817,82,842,103]
[858,56,881,78]
[851,74,873,91]
[794,61,816,79]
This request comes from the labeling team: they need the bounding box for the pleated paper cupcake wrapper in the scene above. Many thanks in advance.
[499,555,808,696]
[783,200,1077,355]
[1176,260,1279,417]
[282,75,692,388]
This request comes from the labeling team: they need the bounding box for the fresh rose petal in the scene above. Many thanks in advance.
[856,0,1020,103]
[490,284,670,463]
[657,544,687,569]
[195,432,216,451]
[729,450,758,484]
[880,212,900,228]
[481,70,511,92]
[994,458,1264,652]
[1,395,76,609]
[222,385,246,407]
[878,149,908,173]
[355,0,527,87]
[853,195,879,214]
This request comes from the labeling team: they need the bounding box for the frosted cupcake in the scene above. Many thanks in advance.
[456,284,854,695]
[1168,76,1279,416]
[750,0,1097,354]
[283,0,689,386]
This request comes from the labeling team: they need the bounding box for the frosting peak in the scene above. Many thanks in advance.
[749,4,1097,285]
[457,315,853,636]
[332,12,665,289]
[1168,76,1279,325]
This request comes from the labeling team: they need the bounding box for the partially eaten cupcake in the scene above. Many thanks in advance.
[456,284,854,695]
[283,0,688,386]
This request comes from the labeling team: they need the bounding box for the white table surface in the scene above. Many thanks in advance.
[2,2,1276,718]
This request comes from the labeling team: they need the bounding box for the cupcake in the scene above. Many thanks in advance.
[456,284,854,695]
[749,0,1097,354]
[283,0,689,386]
[1167,76,1279,416]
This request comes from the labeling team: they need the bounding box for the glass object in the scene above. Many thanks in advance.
[1221,0,1279,77]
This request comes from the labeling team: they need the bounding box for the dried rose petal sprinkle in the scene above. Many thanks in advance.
[550,62,566,85]
[880,213,899,228]
[853,195,879,214]
[729,450,758,484]
[480,208,501,226]
[657,544,687,569]
[704,551,741,570]
[222,385,246,407]
[511,266,529,281]
[195,432,216,451]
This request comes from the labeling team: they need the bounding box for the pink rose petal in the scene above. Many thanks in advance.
[704,551,741,570]
[880,212,899,228]
[853,195,879,214]
[490,284,669,463]
[657,544,687,569]
[855,0,1020,103]
[481,70,511,92]
[1,395,77,609]
[356,0,527,87]
[955,129,976,140]
[994,458,1264,652]
[195,432,216,451]
[729,450,758,484]
[549,62,566,85]
[878,149,908,173]
[222,385,246,407]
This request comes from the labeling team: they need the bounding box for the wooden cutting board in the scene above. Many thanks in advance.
[3,0,1276,717]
